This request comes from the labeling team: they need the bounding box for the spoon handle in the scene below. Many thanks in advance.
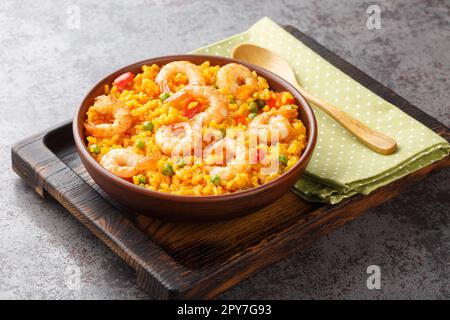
[294,84,397,155]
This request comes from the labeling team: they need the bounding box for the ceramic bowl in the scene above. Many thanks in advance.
[73,54,317,221]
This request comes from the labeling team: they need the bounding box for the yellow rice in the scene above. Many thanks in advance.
[84,61,307,195]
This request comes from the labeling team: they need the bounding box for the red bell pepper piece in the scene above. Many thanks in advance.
[234,113,248,125]
[267,92,295,109]
[266,96,277,109]
[181,96,203,119]
[183,103,203,119]
[285,97,295,104]
[113,72,135,92]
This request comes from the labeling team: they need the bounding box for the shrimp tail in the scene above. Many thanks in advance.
[164,90,187,104]
[135,151,161,172]
[158,81,171,93]
[84,123,95,135]
[274,109,298,119]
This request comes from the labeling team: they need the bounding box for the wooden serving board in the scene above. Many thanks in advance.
[11,26,450,299]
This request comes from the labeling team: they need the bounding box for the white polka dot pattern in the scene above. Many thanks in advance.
[192,17,450,203]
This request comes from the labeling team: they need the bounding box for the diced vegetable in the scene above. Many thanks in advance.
[137,174,147,184]
[266,96,277,108]
[135,139,145,149]
[211,175,221,186]
[285,98,295,104]
[90,144,100,154]
[180,95,202,119]
[280,91,295,105]
[249,101,258,113]
[159,92,170,102]
[266,93,295,109]
[162,162,174,176]
[256,99,266,109]
[220,128,226,137]
[183,102,202,119]
[143,121,154,132]
[234,113,248,125]
[248,112,258,120]
[279,154,288,166]
[113,72,134,92]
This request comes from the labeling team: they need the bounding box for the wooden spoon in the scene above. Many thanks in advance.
[232,43,397,155]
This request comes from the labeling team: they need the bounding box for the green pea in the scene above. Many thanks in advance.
[143,121,154,132]
[159,92,170,102]
[220,128,226,137]
[256,99,266,109]
[162,162,174,176]
[137,174,147,184]
[90,144,100,154]
[248,112,258,120]
[249,101,258,113]
[279,154,288,166]
[135,139,145,149]
[211,175,221,186]
[177,158,186,168]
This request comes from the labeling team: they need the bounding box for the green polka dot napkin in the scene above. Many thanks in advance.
[192,17,450,204]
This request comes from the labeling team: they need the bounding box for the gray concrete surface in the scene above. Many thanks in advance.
[1,0,449,299]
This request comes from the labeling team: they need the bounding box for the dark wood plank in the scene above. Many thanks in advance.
[12,122,190,299]
[11,26,450,299]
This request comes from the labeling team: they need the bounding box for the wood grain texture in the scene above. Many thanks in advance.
[11,26,450,299]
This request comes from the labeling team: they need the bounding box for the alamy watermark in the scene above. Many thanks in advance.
[66,5,81,30]
[366,5,381,30]
[366,265,381,290]
[158,116,286,175]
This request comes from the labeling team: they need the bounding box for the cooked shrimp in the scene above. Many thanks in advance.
[155,121,201,157]
[203,137,240,164]
[216,63,258,95]
[99,148,159,178]
[156,61,206,93]
[135,150,161,172]
[84,95,132,138]
[204,137,250,181]
[248,109,298,144]
[165,86,228,125]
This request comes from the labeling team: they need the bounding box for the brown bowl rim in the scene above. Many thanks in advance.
[73,54,317,203]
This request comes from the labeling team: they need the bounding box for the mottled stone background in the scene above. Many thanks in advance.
[1,0,448,299]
